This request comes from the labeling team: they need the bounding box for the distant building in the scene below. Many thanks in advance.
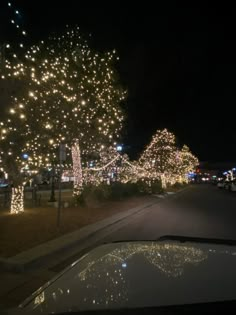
[199,161,236,173]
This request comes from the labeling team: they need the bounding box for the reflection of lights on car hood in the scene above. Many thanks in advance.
[19,241,236,314]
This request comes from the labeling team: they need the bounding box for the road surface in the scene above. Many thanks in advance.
[101,184,236,242]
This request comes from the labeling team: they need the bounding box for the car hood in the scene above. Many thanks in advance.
[19,240,236,313]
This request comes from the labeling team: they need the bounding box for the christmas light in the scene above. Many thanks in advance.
[4,2,27,53]
[72,141,83,195]
[0,27,125,211]
[139,129,198,187]
[10,186,24,214]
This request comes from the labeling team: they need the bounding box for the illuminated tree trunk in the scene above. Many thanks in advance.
[10,185,24,214]
[160,174,167,189]
[4,158,25,214]
[72,141,83,196]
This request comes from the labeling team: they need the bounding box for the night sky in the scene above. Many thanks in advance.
[1,1,236,162]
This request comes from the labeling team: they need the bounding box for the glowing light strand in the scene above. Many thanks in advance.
[72,141,83,196]
[10,185,24,214]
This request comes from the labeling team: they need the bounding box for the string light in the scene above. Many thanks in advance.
[10,186,24,214]
[139,129,198,187]
[0,27,125,209]
[4,1,27,51]
[72,141,83,195]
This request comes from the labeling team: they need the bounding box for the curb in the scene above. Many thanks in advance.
[0,199,158,273]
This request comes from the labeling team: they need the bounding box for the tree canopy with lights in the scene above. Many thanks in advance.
[139,129,177,185]
[139,129,198,187]
[0,27,125,213]
[176,145,199,180]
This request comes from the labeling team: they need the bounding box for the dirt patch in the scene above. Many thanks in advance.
[0,196,153,257]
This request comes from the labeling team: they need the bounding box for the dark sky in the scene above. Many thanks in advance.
[1,1,236,162]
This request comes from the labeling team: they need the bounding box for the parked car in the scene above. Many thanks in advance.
[229,180,236,192]
[224,180,232,191]
[217,180,225,188]
[8,237,236,314]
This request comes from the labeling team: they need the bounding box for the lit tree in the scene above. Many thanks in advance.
[0,1,28,112]
[85,148,142,185]
[82,147,141,186]
[174,145,198,182]
[139,129,177,188]
[119,155,140,183]
[83,146,121,185]
[0,27,125,213]
[0,111,28,213]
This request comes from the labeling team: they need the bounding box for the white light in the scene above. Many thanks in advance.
[72,142,83,196]
[10,186,24,214]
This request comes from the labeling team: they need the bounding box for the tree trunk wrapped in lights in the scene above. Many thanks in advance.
[10,185,24,214]
[160,174,167,189]
[72,141,83,196]
[2,158,25,213]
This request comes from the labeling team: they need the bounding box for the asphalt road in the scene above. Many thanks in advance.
[101,184,236,242]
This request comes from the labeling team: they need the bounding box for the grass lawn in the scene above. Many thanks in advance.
[0,195,152,258]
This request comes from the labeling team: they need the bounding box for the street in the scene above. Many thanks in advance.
[1,184,236,309]
[101,184,236,242]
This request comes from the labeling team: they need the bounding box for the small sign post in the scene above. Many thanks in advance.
[57,144,66,228]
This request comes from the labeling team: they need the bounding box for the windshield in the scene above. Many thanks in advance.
[0,1,236,314]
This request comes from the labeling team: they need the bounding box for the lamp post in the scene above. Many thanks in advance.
[115,145,123,182]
